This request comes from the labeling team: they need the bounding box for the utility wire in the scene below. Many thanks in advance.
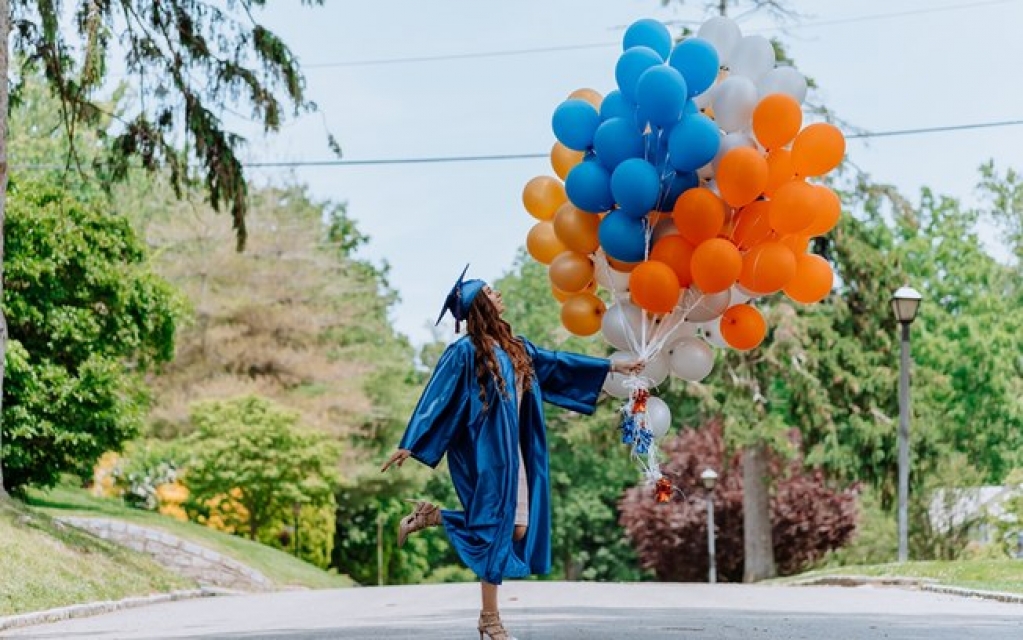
[238,119,1023,169]
[302,0,1018,69]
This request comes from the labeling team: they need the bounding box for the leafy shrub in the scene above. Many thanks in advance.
[618,419,858,582]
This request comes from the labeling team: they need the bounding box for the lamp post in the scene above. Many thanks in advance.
[891,285,922,563]
[292,501,302,558]
[701,468,719,584]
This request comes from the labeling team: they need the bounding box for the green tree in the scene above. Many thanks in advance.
[2,177,178,492]
[182,395,339,548]
[0,0,324,496]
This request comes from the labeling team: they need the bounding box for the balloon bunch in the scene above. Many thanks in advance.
[520,17,845,483]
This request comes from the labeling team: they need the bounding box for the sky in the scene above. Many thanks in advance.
[237,0,1023,347]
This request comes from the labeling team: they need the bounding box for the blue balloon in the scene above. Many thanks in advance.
[656,171,699,212]
[552,99,601,151]
[565,159,614,213]
[599,211,648,263]
[623,18,673,61]
[667,113,721,172]
[611,158,660,218]
[635,65,688,128]
[599,89,636,122]
[593,117,645,170]
[615,46,663,103]
[669,37,720,98]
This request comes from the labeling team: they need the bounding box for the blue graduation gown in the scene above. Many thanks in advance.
[399,336,610,584]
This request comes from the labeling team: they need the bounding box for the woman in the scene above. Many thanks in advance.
[381,266,641,640]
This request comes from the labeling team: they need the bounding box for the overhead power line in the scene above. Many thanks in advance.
[302,0,1017,69]
[239,118,1023,169]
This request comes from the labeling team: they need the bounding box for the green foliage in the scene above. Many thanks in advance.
[181,395,339,559]
[2,178,179,493]
[10,0,325,249]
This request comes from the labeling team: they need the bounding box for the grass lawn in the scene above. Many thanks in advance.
[0,497,192,617]
[22,484,354,592]
[789,560,1023,594]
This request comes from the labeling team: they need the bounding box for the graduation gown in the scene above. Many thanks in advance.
[399,336,610,584]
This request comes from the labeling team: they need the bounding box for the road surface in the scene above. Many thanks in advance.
[4,581,1023,639]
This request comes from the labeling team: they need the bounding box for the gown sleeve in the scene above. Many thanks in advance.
[524,338,611,415]
[399,339,475,468]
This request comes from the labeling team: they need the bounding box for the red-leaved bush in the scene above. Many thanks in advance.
[618,419,858,582]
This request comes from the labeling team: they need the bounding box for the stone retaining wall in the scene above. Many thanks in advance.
[58,517,273,592]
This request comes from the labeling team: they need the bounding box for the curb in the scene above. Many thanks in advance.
[788,575,1023,605]
[0,587,238,633]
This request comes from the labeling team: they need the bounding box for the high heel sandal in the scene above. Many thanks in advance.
[478,610,516,640]
[397,500,441,547]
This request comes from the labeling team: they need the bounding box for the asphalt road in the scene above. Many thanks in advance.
[4,581,1023,639]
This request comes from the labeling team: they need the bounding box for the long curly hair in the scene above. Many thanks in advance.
[465,292,533,410]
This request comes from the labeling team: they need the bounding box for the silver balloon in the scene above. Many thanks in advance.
[601,302,644,351]
[668,337,716,382]
[680,287,731,323]
[696,16,742,66]
[646,396,672,438]
[698,318,730,349]
[757,66,808,104]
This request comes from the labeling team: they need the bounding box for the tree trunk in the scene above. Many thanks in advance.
[742,442,776,582]
[0,0,11,499]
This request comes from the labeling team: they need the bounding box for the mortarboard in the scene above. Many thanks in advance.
[436,264,486,333]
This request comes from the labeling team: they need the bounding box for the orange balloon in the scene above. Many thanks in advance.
[803,185,842,236]
[649,235,696,288]
[561,292,606,336]
[629,260,681,314]
[730,200,774,250]
[552,279,596,303]
[764,148,794,198]
[720,304,767,351]
[549,251,596,293]
[672,187,728,246]
[779,234,809,254]
[738,241,797,294]
[781,252,830,302]
[526,221,568,265]
[551,142,585,180]
[553,202,601,254]
[784,253,833,304]
[791,123,846,177]
[569,87,603,109]
[523,176,567,221]
[752,93,803,150]
[769,179,817,234]
[607,256,640,272]
[691,237,742,294]
[716,147,769,208]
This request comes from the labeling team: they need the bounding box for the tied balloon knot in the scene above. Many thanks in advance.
[654,476,673,503]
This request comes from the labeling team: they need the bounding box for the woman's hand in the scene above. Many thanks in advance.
[611,360,645,376]
[381,449,412,472]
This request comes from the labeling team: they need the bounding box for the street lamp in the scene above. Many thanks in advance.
[701,468,719,584]
[891,285,922,563]
[292,501,302,558]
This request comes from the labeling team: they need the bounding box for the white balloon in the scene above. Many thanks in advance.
[651,218,680,244]
[712,130,756,170]
[711,75,758,133]
[603,350,641,398]
[698,318,729,349]
[639,352,670,388]
[594,257,631,293]
[680,287,732,323]
[694,80,718,110]
[646,396,672,438]
[601,302,644,351]
[731,283,756,303]
[758,66,808,104]
[729,35,776,82]
[668,337,716,382]
[696,16,742,66]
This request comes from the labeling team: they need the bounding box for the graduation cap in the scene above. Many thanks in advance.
[436,264,486,333]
